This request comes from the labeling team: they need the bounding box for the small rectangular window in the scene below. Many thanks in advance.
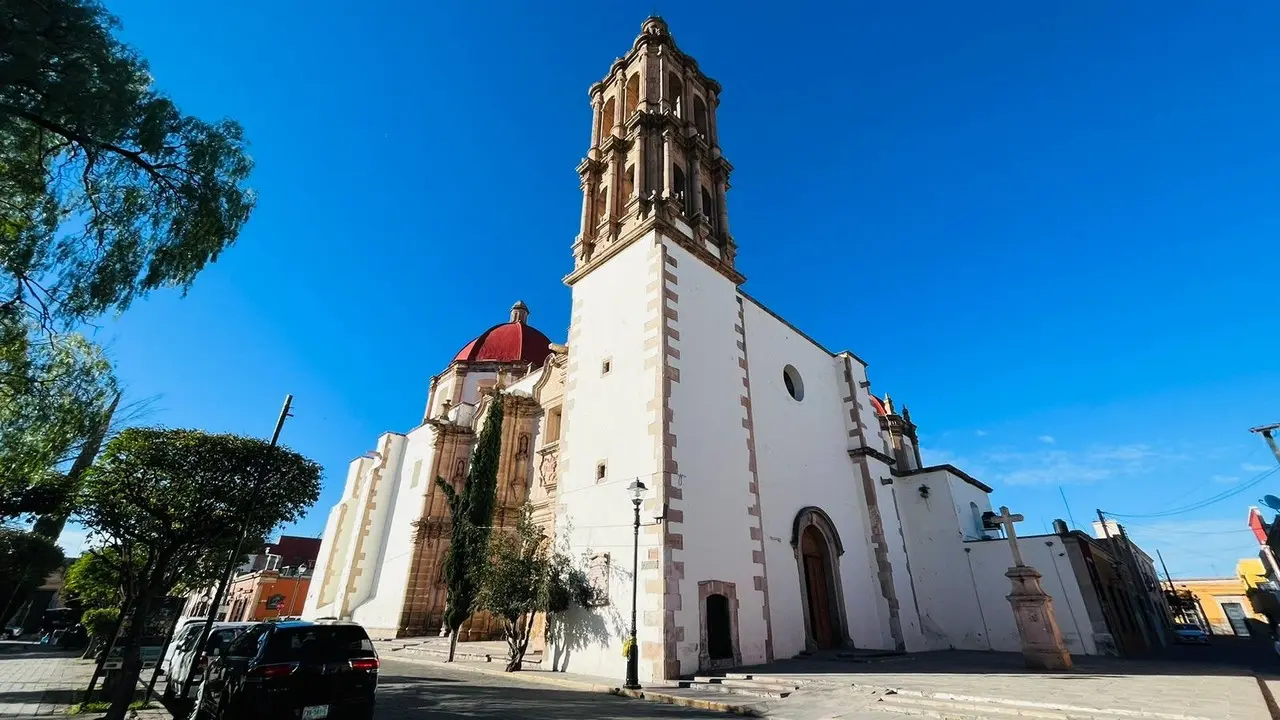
[596,462,607,482]
[601,358,612,376]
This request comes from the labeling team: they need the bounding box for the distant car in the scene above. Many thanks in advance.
[195,620,378,720]
[1174,623,1209,644]
[162,622,252,702]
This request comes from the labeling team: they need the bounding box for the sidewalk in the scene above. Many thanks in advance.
[0,643,170,719]
[732,649,1277,720]
[377,641,774,716]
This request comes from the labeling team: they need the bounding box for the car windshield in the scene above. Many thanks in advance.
[263,626,374,663]
[206,628,244,652]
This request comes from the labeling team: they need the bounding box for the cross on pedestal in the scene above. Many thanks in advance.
[993,505,1026,567]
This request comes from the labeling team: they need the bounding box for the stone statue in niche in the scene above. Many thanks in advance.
[586,553,610,607]
[517,434,530,459]
[453,459,466,483]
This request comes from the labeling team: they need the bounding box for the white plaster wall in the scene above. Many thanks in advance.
[892,469,988,651]
[348,434,408,633]
[664,241,764,672]
[741,299,889,659]
[948,476,995,541]
[322,458,369,615]
[302,501,345,619]
[964,536,1098,655]
[554,234,663,681]
[349,427,440,637]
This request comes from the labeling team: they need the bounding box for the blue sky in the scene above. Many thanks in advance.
[60,1,1280,578]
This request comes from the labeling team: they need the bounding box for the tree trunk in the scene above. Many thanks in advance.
[104,591,154,720]
[504,614,530,672]
[447,627,458,662]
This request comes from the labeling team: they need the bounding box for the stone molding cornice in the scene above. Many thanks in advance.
[891,464,993,494]
[565,215,744,287]
[849,446,897,466]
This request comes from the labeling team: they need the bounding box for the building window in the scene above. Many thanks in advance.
[668,73,684,117]
[595,185,609,226]
[546,407,562,443]
[624,165,635,201]
[701,186,715,225]
[625,73,640,118]
[601,96,616,135]
[601,358,612,376]
[693,95,709,137]
[596,461,608,482]
[672,165,690,217]
[783,365,804,401]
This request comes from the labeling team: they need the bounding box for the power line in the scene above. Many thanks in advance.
[1105,465,1280,519]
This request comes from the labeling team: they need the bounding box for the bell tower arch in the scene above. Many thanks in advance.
[569,16,741,285]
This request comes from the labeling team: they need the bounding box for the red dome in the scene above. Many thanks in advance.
[453,303,553,367]
[869,395,887,416]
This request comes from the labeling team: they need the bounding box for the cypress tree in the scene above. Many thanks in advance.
[436,391,505,661]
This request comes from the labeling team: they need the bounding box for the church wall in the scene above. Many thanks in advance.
[554,233,664,681]
[892,468,988,651]
[310,458,369,617]
[302,500,346,618]
[349,427,439,639]
[347,434,409,638]
[739,298,888,658]
[662,240,766,673]
[963,535,1099,655]
[949,477,995,541]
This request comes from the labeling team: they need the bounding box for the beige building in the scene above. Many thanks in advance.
[1173,559,1270,637]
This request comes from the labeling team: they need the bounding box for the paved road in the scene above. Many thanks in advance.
[373,658,727,719]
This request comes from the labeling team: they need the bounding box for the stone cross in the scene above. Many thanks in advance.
[994,505,1026,567]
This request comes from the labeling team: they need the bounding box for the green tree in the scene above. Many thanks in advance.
[0,527,64,626]
[434,392,504,662]
[1,0,255,332]
[0,329,118,523]
[476,506,592,672]
[75,428,321,720]
[79,606,118,659]
[64,549,136,609]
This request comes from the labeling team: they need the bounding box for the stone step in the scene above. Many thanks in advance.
[721,672,813,686]
[678,678,793,699]
[696,675,801,690]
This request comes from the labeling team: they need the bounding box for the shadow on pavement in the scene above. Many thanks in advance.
[0,641,85,661]
[375,672,725,719]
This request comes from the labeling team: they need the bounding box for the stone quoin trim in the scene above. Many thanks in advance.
[839,352,905,651]
[641,238,684,681]
[734,296,774,661]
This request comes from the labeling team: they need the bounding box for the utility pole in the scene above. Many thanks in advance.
[179,395,293,701]
[1250,424,1280,465]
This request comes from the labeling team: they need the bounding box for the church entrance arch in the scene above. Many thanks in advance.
[791,507,848,651]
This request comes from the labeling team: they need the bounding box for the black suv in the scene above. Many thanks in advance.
[195,620,378,719]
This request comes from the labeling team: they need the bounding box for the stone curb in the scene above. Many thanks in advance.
[383,650,764,716]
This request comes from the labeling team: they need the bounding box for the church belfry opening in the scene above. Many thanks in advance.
[569,16,741,288]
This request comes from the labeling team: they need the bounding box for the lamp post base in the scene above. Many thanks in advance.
[624,647,641,690]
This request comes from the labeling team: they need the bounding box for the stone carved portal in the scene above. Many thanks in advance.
[698,580,741,671]
[792,507,849,651]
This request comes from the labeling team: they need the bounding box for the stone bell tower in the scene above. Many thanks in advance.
[568,16,741,285]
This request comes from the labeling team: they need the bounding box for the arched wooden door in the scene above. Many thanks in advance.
[801,525,838,649]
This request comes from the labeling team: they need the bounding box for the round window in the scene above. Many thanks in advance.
[782,365,804,401]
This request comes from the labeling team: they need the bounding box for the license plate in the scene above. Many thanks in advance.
[302,706,329,719]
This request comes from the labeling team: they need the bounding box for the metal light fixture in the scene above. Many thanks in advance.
[624,478,647,690]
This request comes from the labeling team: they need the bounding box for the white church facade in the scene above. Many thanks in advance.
[303,17,1111,681]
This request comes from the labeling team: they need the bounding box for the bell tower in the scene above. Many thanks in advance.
[567,16,742,285]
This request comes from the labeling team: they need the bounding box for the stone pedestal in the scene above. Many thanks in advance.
[1005,565,1073,670]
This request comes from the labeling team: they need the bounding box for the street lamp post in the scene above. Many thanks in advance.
[625,479,646,691]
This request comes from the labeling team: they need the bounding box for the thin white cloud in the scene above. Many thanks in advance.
[1038,435,1056,445]
[975,430,989,437]
[1242,463,1274,474]
[1211,474,1239,484]
[929,442,1181,487]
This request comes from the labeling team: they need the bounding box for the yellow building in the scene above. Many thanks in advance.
[1171,559,1269,637]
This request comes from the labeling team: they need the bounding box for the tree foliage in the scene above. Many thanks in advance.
[434,392,504,661]
[476,506,591,672]
[1,0,256,332]
[80,606,118,640]
[75,428,321,720]
[0,327,117,522]
[64,548,136,609]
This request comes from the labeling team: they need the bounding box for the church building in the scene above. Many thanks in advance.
[303,17,1109,681]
